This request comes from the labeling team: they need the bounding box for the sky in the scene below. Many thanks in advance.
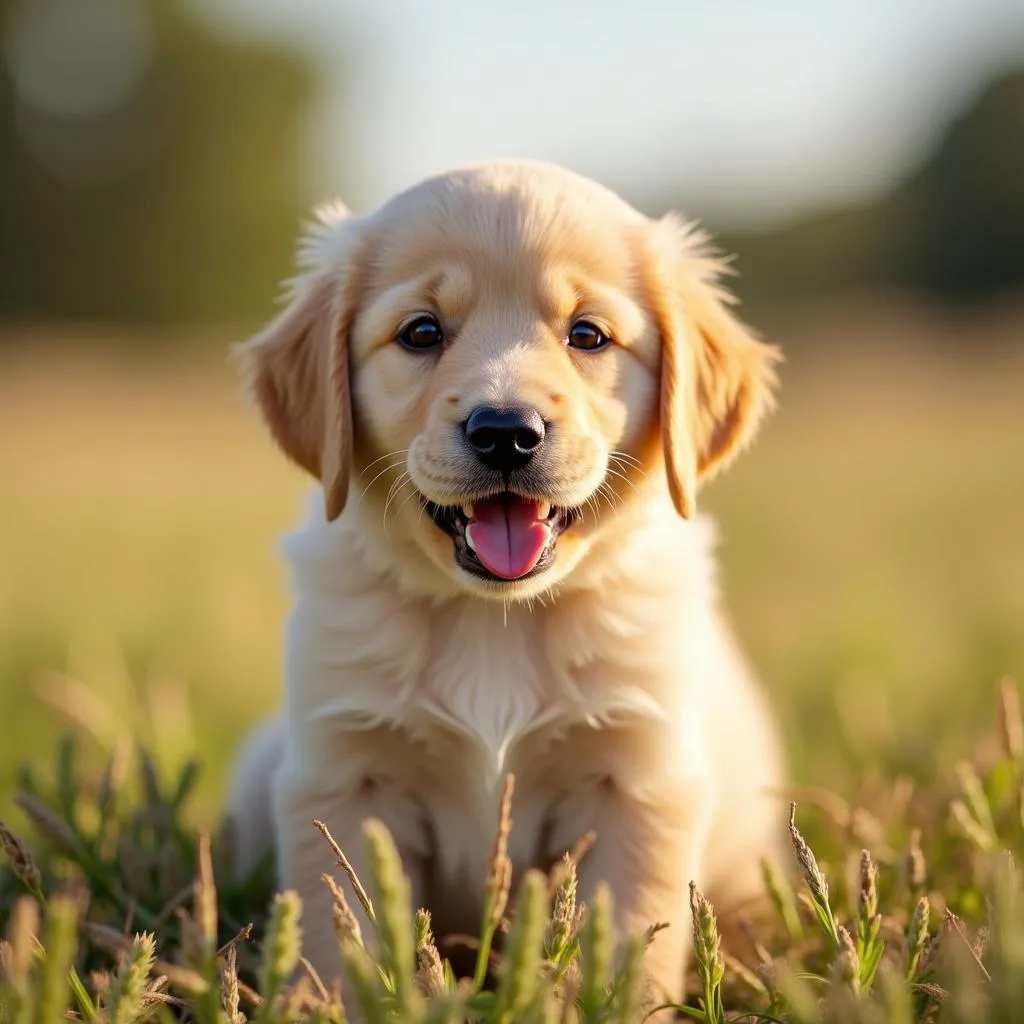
[195,0,1024,228]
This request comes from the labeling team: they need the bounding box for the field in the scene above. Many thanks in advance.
[1,300,1023,814]
[1,299,1024,1021]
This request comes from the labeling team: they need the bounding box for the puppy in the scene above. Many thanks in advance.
[227,160,786,1008]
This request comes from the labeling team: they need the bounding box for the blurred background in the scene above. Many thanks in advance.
[0,0,1022,818]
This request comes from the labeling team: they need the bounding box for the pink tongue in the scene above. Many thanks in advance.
[466,496,551,580]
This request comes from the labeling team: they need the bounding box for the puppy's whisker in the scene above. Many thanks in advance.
[597,484,616,514]
[609,450,647,476]
[395,486,424,520]
[384,470,409,504]
[382,473,414,531]
[381,478,409,524]
[604,467,640,496]
[607,461,646,489]
[608,456,648,485]
[387,473,414,511]
[598,479,625,514]
[360,459,411,501]
[359,448,412,477]
[609,448,641,463]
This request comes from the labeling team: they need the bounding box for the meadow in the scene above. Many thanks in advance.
[1,297,1023,1020]
[2,299,1022,809]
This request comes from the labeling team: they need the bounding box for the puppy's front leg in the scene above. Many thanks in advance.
[553,774,713,1013]
[272,764,429,986]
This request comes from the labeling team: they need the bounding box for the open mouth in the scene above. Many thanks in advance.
[423,493,580,582]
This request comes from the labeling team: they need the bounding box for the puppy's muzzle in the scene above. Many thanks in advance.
[464,405,546,474]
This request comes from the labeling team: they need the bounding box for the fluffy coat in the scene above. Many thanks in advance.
[227,160,786,1009]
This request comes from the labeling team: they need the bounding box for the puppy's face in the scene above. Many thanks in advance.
[240,162,779,599]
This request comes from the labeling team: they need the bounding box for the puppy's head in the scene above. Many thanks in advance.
[239,161,779,599]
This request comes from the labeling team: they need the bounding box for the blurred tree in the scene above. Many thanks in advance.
[703,64,1024,315]
[908,67,1024,304]
[0,0,326,331]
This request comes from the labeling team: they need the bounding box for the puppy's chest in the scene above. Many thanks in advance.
[396,612,603,882]
[405,609,565,779]
[316,596,683,880]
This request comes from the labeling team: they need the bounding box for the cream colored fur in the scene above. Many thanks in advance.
[226,160,786,1011]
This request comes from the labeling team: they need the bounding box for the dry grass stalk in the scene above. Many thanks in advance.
[943,908,992,983]
[905,828,927,893]
[955,761,996,837]
[788,803,830,910]
[220,944,242,1024]
[972,924,989,962]
[858,849,879,919]
[850,807,886,847]
[722,952,769,999]
[299,955,331,1002]
[215,922,253,960]
[194,831,218,948]
[322,871,363,947]
[566,830,596,871]
[414,908,447,996]
[834,925,861,992]
[644,921,670,948]
[4,897,39,987]
[997,675,1023,760]
[550,855,578,929]
[487,774,515,928]
[0,822,42,893]
[314,818,374,922]
[950,799,995,852]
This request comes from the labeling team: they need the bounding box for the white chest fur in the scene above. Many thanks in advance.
[416,602,551,776]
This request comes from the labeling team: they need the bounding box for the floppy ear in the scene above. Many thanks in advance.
[653,215,781,519]
[235,203,365,522]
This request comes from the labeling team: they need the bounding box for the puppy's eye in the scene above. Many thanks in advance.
[399,315,445,351]
[567,320,612,351]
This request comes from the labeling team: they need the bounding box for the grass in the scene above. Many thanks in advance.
[0,298,1023,1018]
[3,680,1024,1021]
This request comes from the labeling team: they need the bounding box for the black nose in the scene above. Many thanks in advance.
[464,406,546,473]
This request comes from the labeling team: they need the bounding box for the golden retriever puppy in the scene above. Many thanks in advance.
[227,160,785,1009]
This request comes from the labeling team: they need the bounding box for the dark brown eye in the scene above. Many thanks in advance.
[567,320,611,351]
[399,315,445,351]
